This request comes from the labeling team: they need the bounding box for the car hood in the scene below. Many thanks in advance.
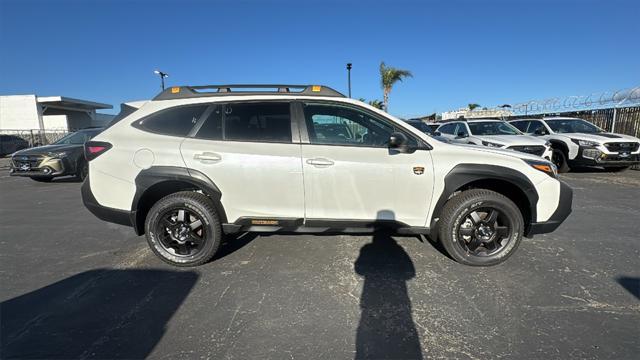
[474,135,547,146]
[554,132,640,143]
[455,143,548,162]
[12,144,81,157]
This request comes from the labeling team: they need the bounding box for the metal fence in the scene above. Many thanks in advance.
[0,129,69,147]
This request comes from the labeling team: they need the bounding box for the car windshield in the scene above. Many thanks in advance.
[53,130,101,145]
[545,119,601,133]
[468,121,521,135]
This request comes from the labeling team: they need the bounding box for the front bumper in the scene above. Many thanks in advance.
[82,177,135,229]
[10,156,70,177]
[570,146,640,167]
[526,180,573,236]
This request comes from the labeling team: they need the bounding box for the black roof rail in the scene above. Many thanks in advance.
[153,84,345,100]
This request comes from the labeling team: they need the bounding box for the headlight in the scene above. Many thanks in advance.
[482,141,503,148]
[47,151,68,158]
[571,139,598,147]
[524,159,558,178]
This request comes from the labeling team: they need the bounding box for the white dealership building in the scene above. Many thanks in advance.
[0,95,114,131]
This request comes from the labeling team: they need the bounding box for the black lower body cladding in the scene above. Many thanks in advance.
[526,180,572,236]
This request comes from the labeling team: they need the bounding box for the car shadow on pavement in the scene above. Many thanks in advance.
[354,229,424,359]
[213,232,260,261]
[1,269,198,359]
[616,276,640,299]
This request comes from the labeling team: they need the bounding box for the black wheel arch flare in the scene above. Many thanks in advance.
[430,164,539,233]
[132,166,228,235]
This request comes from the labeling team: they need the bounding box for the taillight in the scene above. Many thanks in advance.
[85,141,112,161]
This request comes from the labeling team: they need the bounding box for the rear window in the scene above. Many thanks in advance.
[223,103,291,142]
[134,105,207,137]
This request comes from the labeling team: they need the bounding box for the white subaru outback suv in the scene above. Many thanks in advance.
[436,119,553,160]
[510,117,640,172]
[82,84,572,267]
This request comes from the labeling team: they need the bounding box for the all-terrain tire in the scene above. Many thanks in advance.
[145,191,222,267]
[552,148,570,173]
[438,189,524,266]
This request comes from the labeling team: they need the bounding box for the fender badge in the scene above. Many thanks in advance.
[413,166,425,175]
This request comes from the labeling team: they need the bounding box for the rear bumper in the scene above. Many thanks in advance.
[526,180,573,236]
[81,178,135,229]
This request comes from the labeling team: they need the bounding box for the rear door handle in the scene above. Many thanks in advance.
[194,152,222,164]
[306,158,335,167]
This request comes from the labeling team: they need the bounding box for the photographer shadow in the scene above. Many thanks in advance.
[354,221,423,359]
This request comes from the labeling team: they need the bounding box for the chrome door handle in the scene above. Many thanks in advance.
[194,152,222,164]
[306,158,334,167]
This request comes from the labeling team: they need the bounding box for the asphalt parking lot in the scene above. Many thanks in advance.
[1,160,639,359]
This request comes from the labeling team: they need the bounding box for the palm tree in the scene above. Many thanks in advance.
[358,98,385,110]
[380,62,413,111]
[368,99,384,110]
[468,103,481,111]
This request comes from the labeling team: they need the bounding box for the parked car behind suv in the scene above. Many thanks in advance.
[436,119,553,159]
[0,135,29,157]
[82,84,572,267]
[10,128,102,182]
[510,117,640,172]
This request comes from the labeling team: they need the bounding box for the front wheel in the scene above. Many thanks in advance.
[145,191,222,267]
[551,149,570,173]
[75,161,89,181]
[438,189,524,266]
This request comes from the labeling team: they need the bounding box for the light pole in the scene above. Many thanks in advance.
[154,70,169,90]
[346,63,352,98]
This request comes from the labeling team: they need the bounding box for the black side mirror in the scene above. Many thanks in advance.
[389,132,409,152]
[456,131,468,139]
[534,128,547,135]
[434,131,442,136]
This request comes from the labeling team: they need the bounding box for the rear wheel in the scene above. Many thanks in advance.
[30,176,53,182]
[438,189,524,266]
[551,148,570,173]
[145,191,221,267]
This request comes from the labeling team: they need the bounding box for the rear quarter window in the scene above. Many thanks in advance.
[133,105,207,137]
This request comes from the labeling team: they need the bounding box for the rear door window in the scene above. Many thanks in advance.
[194,105,223,140]
[134,105,207,137]
[223,102,292,143]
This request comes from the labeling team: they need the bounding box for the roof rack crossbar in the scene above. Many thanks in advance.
[153,84,345,100]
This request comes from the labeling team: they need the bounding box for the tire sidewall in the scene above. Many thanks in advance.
[552,149,570,173]
[146,195,219,266]
[442,195,523,266]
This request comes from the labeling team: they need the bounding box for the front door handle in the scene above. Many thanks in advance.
[306,158,335,167]
[194,152,222,164]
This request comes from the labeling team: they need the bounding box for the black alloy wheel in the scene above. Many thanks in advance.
[76,161,89,181]
[145,191,221,267]
[156,208,206,257]
[438,189,524,266]
[551,149,570,173]
[457,207,513,257]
